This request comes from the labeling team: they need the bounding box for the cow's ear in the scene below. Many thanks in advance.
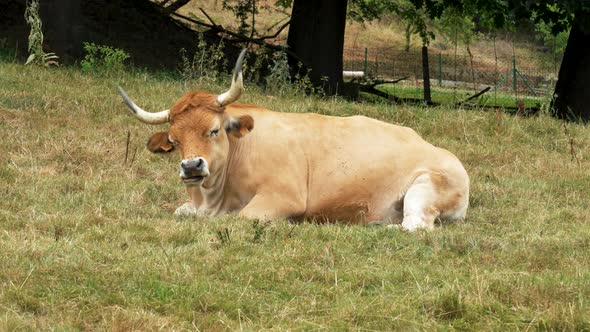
[147,131,175,153]
[225,115,254,138]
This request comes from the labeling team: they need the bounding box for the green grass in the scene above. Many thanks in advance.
[1,61,589,330]
[378,83,545,109]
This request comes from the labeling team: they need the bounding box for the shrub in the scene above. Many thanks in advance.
[264,50,321,96]
[24,0,58,66]
[265,50,291,96]
[178,33,226,83]
[80,42,130,73]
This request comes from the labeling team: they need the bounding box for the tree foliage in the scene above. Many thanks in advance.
[349,0,435,48]
[409,0,590,33]
[222,0,258,35]
[533,16,569,57]
[434,7,475,47]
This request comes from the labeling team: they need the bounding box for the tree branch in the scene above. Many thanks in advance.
[249,0,256,44]
[256,19,291,40]
[170,10,299,60]
[163,0,191,15]
[366,77,408,89]
[195,8,289,42]
[198,7,218,27]
[461,86,491,102]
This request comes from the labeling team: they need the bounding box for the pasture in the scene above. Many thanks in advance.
[1,61,589,330]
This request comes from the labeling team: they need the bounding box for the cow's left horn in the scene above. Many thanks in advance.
[118,86,169,124]
[216,48,247,107]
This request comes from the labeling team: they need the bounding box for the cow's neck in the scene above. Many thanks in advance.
[198,165,227,214]
[198,135,250,215]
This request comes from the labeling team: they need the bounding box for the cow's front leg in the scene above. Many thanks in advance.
[174,186,204,217]
[238,193,305,221]
[174,201,198,216]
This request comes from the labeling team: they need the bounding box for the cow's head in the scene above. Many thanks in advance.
[118,49,253,186]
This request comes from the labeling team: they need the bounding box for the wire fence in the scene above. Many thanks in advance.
[343,47,561,108]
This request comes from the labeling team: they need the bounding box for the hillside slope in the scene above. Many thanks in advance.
[178,0,557,69]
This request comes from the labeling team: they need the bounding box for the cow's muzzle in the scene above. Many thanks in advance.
[179,157,209,185]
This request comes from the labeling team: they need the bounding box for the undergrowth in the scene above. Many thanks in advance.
[81,42,130,73]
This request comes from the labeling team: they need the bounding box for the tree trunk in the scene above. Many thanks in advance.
[286,0,347,95]
[422,45,432,105]
[40,0,82,61]
[551,15,590,122]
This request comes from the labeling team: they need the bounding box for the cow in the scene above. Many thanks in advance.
[118,49,469,231]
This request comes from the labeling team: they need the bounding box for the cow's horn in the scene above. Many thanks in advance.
[216,48,247,107]
[118,86,169,124]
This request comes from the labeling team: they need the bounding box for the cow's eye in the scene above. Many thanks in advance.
[209,129,220,137]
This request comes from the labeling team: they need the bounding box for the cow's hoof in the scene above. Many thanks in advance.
[174,202,198,217]
[400,216,434,232]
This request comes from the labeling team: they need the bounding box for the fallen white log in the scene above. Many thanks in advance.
[343,70,365,79]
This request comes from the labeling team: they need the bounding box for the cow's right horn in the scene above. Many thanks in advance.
[216,48,247,107]
[118,86,169,124]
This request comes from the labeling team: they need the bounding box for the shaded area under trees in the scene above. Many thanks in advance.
[0,0,240,70]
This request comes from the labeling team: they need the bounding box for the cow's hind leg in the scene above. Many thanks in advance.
[400,173,444,231]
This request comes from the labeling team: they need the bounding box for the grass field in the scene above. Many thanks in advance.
[1,60,589,331]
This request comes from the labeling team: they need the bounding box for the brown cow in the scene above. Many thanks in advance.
[119,49,469,231]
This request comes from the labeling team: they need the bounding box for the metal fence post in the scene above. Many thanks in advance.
[512,56,517,93]
[438,52,442,87]
[364,48,368,78]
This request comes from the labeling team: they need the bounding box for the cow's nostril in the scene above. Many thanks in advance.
[181,160,191,171]
[181,158,206,174]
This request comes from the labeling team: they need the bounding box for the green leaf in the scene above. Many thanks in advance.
[25,54,36,65]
